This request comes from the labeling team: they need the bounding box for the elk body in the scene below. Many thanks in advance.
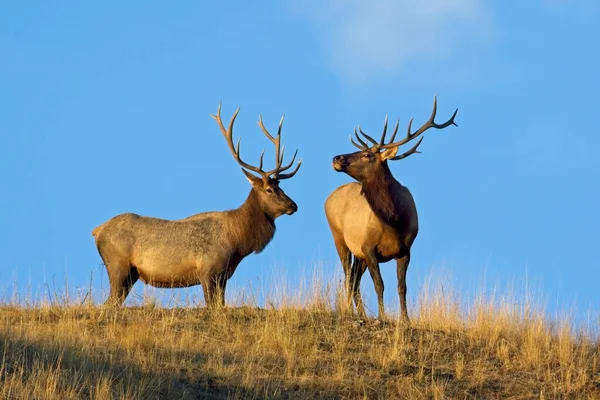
[92,104,302,307]
[325,97,458,321]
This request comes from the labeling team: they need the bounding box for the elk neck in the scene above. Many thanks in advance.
[230,188,276,255]
[360,162,405,228]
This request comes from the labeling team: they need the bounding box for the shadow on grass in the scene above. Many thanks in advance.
[0,305,341,399]
[0,329,302,399]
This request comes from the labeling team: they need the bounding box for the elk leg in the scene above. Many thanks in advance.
[364,251,385,319]
[350,257,367,317]
[216,273,227,308]
[396,252,411,323]
[202,278,216,308]
[105,265,139,307]
[332,235,353,311]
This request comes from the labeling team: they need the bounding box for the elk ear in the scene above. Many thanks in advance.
[241,168,262,186]
[380,146,399,160]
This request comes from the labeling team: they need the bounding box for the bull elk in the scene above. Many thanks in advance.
[92,103,302,307]
[325,96,458,321]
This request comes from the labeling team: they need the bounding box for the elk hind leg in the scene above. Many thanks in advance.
[105,263,139,307]
[332,235,353,313]
[350,257,367,317]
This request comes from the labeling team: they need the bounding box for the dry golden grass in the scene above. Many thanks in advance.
[1,275,599,399]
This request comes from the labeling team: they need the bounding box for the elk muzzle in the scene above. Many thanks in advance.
[332,155,348,172]
[286,200,298,215]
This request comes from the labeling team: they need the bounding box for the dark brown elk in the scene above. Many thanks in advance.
[92,104,302,307]
[325,96,458,321]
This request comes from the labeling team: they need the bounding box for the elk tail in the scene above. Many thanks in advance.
[91,223,106,238]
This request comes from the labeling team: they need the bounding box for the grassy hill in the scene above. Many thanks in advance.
[1,282,598,399]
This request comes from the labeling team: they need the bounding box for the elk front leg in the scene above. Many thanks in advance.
[396,252,411,323]
[204,273,227,309]
[202,278,217,308]
[215,273,227,308]
[364,250,385,319]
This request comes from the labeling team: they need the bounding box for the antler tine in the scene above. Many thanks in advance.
[258,149,265,171]
[257,113,302,180]
[276,148,298,174]
[276,145,285,171]
[388,118,400,143]
[381,95,459,150]
[352,127,370,149]
[350,134,364,150]
[210,103,267,178]
[390,136,424,160]
[258,114,286,175]
[411,96,459,136]
[350,116,400,150]
[379,115,389,146]
[257,114,276,141]
[276,158,303,180]
[358,126,378,146]
[264,142,288,177]
[233,137,267,178]
[276,116,285,168]
[275,114,285,171]
[277,114,285,138]
[405,117,414,140]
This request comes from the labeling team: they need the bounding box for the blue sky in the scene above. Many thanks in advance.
[1,1,599,319]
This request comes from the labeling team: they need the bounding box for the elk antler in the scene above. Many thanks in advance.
[210,102,302,181]
[350,96,459,160]
[257,114,302,180]
[210,103,267,179]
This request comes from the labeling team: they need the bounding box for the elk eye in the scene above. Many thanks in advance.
[362,153,370,158]
[266,187,274,195]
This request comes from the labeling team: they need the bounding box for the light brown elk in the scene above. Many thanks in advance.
[92,104,302,307]
[325,96,458,321]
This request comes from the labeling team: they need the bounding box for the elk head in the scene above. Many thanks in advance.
[211,103,302,218]
[332,96,458,182]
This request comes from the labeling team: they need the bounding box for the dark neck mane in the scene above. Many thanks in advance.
[360,163,404,228]
[231,189,276,256]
